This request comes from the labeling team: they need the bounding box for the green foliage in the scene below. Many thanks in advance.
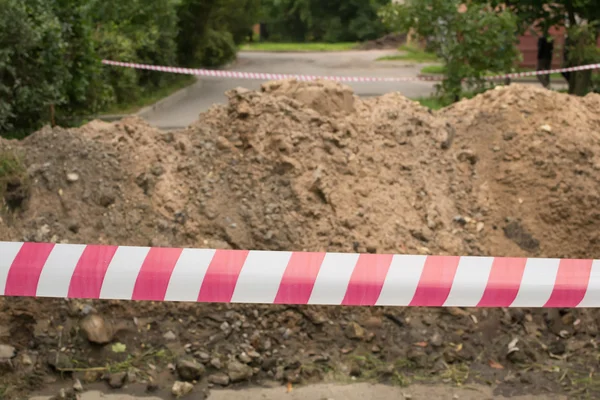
[260,0,391,43]
[381,0,520,102]
[0,0,67,137]
[177,0,259,67]
[1,0,257,138]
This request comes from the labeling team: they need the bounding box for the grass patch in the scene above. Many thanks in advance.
[0,150,29,209]
[377,44,439,62]
[102,75,196,115]
[421,64,446,74]
[420,65,564,80]
[240,42,358,52]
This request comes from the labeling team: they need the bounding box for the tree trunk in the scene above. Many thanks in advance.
[568,70,592,96]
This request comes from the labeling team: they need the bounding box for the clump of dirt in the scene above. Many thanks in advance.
[0,81,600,400]
[441,85,600,258]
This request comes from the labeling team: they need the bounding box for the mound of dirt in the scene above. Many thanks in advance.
[441,85,600,258]
[1,81,600,400]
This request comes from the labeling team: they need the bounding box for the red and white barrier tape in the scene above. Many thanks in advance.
[102,59,600,83]
[1,242,599,307]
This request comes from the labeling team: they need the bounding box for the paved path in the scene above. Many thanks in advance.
[31,382,566,400]
[142,50,437,129]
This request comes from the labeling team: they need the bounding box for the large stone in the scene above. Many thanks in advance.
[0,344,15,360]
[227,360,253,382]
[80,314,113,344]
[345,322,366,340]
[172,381,194,397]
[176,358,205,381]
[208,373,230,386]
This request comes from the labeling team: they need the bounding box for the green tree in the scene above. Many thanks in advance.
[380,0,520,102]
[260,0,391,43]
[0,0,68,137]
[177,0,260,67]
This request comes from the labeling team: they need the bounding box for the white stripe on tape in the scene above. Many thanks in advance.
[443,256,494,307]
[164,248,216,302]
[308,253,359,305]
[99,246,150,299]
[231,250,292,303]
[36,244,86,298]
[510,258,560,307]
[376,255,426,306]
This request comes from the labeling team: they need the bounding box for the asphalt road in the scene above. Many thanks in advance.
[142,50,437,130]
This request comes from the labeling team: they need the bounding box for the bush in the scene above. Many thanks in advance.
[260,0,391,43]
[381,0,520,102]
[0,0,68,138]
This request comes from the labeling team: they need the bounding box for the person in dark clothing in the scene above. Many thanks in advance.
[537,36,554,88]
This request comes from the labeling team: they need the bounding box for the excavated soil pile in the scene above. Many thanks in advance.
[1,82,600,400]
[441,85,600,258]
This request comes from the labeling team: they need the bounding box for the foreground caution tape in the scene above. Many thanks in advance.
[1,242,599,307]
[102,59,600,83]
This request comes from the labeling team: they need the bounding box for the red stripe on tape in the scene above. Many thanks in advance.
[198,250,249,303]
[410,256,461,306]
[477,257,527,307]
[68,245,118,299]
[4,242,55,296]
[274,252,326,305]
[544,259,593,307]
[132,247,183,301]
[342,254,394,306]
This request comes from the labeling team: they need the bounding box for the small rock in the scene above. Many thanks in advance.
[73,379,83,392]
[163,331,177,341]
[176,357,205,381]
[127,370,138,383]
[0,344,15,360]
[172,381,194,397]
[503,131,516,141]
[363,316,383,329]
[210,357,223,369]
[66,173,79,183]
[21,353,33,366]
[548,340,566,355]
[220,321,232,335]
[476,222,484,232]
[208,373,230,386]
[344,322,366,340]
[197,351,210,361]
[239,352,252,364]
[431,332,443,347]
[47,351,73,370]
[506,349,527,364]
[227,360,253,382]
[407,348,428,368]
[108,371,127,389]
[456,150,478,165]
[540,124,552,133]
[371,344,381,353]
[80,314,113,344]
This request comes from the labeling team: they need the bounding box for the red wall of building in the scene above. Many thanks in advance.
[517,26,600,69]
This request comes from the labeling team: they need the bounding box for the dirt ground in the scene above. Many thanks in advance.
[1,81,600,399]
